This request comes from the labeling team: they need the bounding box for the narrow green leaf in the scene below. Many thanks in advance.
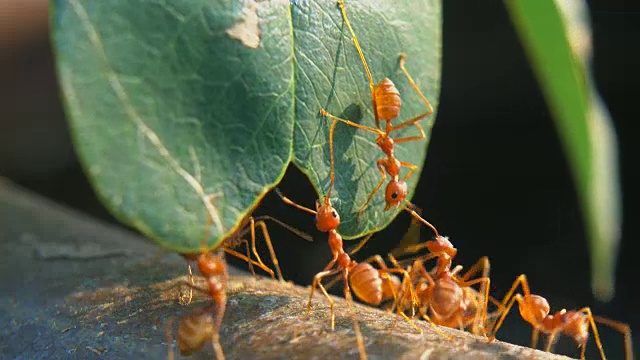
[504,0,621,300]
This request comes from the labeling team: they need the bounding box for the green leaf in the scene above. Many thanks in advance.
[504,0,621,300]
[52,0,295,253]
[51,0,441,252]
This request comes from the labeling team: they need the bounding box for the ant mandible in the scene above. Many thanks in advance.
[320,1,434,219]
[489,274,634,360]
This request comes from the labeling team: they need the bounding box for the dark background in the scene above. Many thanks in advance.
[1,0,637,358]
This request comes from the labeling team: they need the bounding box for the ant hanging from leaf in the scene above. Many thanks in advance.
[320,1,435,220]
[489,274,634,360]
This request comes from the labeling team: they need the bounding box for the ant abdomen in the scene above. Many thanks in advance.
[430,278,464,320]
[375,78,402,121]
[350,262,384,306]
[176,310,215,356]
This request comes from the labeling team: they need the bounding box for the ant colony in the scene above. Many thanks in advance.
[163,2,633,360]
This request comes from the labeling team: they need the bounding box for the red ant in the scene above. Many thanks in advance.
[274,146,441,359]
[383,213,496,336]
[489,274,634,360]
[322,241,425,332]
[169,205,309,358]
[168,249,227,360]
[276,189,367,360]
[399,235,493,336]
[320,1,435,219]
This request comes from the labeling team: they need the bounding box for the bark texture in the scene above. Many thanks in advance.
[0,179,572,359]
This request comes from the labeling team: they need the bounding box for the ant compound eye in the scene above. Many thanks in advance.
[332,211,338,218]
[391,192,399,199]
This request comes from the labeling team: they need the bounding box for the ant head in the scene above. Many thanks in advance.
[384,180,407,210]
[426,236,457,258]
[519,294,550,326]
[314,197,340,232]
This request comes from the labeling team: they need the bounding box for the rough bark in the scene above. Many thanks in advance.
[0,179,572,359]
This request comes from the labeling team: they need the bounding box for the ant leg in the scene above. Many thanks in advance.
[222,239,256,277]
[241,215,313,281]
[489,293,523,342]
[593,315,633,360]
[579,307,607,360]
[378,267,423,334]
[456,257,503,335]
[387,254,419,317]
[457,276,491,337]
[319,109,382,135]
[491,274,531,328]
[320,109,380,197]
[392,123,426,144]
[251,215,312,242]
[389,53,434,134]
[179,263,195,305]
[403,205,439,238]
[223,247,275,279]
[336,1,379,130]
[359,254,417,318]
[250,218,284,281]
[389,208,423,259]
[543,331,558,354]
[458,257,490,282]
[309,267,341,331]
[210,332,225,360]
[399,161,418,183]
[348,232,375,256]
[341,268,368,360]
[531,328,540,351]
[356,160,387,220]
[240,238,257,276]
[275,188,318,216]
[327,118,338,198]
[421,313,454,340]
